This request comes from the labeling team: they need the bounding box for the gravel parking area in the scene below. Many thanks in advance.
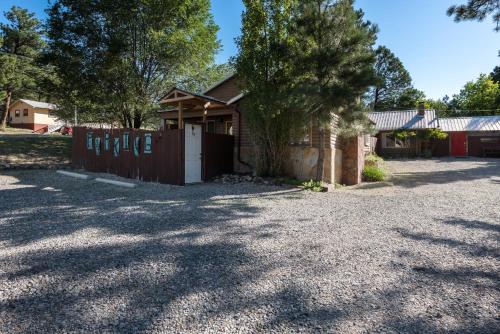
[0,158,499,333]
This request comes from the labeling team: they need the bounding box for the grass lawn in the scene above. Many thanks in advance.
[0,135,72,166]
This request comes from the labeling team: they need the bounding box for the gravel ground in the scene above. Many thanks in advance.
[0,158,499,333]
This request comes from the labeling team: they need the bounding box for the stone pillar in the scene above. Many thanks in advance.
[342,135,365,186]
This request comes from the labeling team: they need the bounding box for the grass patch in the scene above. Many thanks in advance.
[0,136,72,165]
[283,178,327,192]
[362,165,385,182]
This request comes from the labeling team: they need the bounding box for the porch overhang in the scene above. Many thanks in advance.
[158,87,234,128]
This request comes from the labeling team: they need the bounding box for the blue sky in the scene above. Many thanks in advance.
[1,0,498,99]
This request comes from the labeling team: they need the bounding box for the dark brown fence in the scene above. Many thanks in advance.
[72,127,235,185]
[72,127,184,185]
[203,133,234,180]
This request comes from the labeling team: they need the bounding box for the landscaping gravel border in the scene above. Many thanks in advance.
[0,158,499,333]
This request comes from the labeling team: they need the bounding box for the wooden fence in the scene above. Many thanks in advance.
[72,127,234,185]
[72,127,184,185]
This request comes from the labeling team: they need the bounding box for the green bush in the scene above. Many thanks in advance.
[301,179,327,192]
[362,166,385,182]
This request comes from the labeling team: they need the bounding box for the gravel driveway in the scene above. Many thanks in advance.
[0,158,499,333]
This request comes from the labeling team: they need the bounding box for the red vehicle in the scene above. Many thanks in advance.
[60,126,73,136]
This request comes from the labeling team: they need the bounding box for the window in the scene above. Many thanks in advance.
[86,132,93,150]
[206,120,215,134]
[15,110,20,117]
[290,125,311,146]
[382,133,409,149]
[225,121,233,135]
[23,109,28,117]
[480,137,499,143]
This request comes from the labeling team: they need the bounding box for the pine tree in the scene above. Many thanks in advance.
[371,46,412,110]
[448,0,500,32]
[0,6,44,130]
[291,0,377,180]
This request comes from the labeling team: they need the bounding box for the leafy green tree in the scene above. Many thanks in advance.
[0,6,44,130]
[291,0,377,180]
[448,0,500,31]
[235,0,307,176]
[371,46,412,110]
[46,0,220,128]
[451,73,500,115]
[178,62,235,93]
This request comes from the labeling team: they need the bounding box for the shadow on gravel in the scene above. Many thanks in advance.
[389,158,500,189]
[0,170,303,332]
[385,218,500,333]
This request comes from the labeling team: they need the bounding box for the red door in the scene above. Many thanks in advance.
[450,132,467,156]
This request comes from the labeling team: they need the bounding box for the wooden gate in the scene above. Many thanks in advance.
[203,133,234,180]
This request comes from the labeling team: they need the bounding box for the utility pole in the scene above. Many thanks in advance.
[74,107,78,126]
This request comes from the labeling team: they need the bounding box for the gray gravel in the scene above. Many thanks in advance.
[0,158,499,333]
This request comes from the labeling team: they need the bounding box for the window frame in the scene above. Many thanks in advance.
[23,109,29,117]
[206,120,216,134]
[15,110,20,117]
[290,124,312,147]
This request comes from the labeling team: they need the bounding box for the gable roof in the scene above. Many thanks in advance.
[13,99,57,110]
[439,116,500,132]
[368,110,437,131]
[159,87,228,106]
[202,73,237,95]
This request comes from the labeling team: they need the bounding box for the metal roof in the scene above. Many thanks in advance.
[438,116,500,132]
[18,99,57,110]
[368,110,437,131]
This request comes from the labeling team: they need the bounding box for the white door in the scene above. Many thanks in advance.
[184,123,203,183]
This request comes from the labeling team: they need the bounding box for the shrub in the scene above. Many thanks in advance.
[362,166,385,182]
[301,179,327,192]
[365,153,384,168]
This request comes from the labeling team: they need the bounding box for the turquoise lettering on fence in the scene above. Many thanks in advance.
[134,137,140,157]
[144,134,152,154]
[86,132,93,150]
[95,137,101,155]
[123,132,130,150]
[113,138,120,157]
[104,133,110,151]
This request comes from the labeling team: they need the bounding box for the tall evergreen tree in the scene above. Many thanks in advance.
[235,0,307,176]
[46,0,220,128]
[291,0,377,180]
[448,0,500,31]
[0,6,44,130]
[371,46,412,110]
[491,65,500,83]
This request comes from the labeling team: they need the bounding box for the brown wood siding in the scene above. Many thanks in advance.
[204,76,241,102]
[233,107,253,148]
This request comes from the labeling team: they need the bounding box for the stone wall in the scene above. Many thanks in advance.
[342,135,365,186]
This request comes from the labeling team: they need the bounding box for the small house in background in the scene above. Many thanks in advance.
[8,99,58,133]
[368,105,500,158]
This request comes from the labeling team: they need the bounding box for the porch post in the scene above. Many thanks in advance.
[178,102,184,129]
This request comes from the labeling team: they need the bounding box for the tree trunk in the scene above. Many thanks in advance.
[1,89,13,130]
[316,127,325,181]
[133,113,142,129]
